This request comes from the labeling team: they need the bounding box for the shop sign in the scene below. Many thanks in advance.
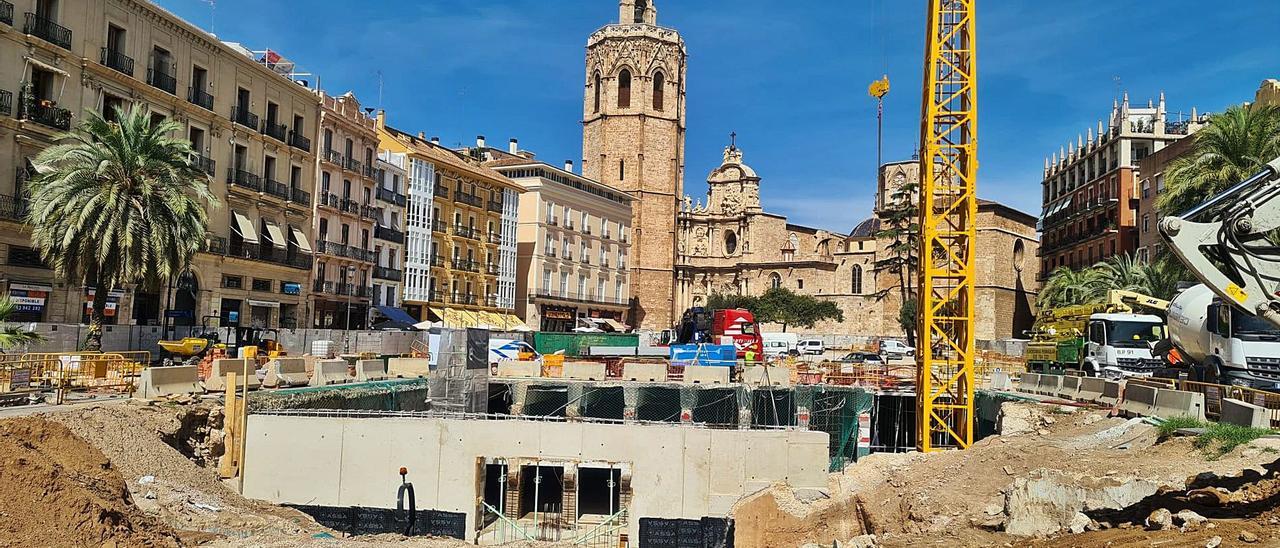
[8,283,51,314]
[543,308,574,320]
[84,288,125,317]
[282,282,302,295]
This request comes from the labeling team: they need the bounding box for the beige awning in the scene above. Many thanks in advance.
[289,226,312,253]
[601,318,628,332]
[264,222,287,250]
[231,211,259,245]
[24,56,69,77]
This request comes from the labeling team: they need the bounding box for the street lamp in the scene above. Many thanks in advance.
[344,264,356,342]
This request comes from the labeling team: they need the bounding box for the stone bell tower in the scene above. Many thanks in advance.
[582,0,687,329]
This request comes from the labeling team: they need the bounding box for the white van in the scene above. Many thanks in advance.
[798,339,826,355]
[761,332,798,356]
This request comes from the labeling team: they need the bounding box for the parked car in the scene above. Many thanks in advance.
[797,339,825,355]
[839,352,884,365]
[762,332,799,356]
[879,339,915,359]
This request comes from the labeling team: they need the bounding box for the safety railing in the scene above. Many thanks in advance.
[0,351,150,404]
[573,507,628,548]
[478,501,532,544]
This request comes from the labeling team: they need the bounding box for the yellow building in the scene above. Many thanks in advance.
[376,120,524,329]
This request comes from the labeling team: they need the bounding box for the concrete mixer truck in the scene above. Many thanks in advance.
[1166,284,1280,389]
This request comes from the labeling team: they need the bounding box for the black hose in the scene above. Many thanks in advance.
[398,482,416,536]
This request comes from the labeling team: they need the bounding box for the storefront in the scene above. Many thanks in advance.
[247,299,279,328]
[82,288,124,325]
[540,305,576,333]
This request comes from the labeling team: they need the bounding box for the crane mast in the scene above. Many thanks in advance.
[916,0,979,451]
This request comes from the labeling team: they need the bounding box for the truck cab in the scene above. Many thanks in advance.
[1204,301,1280,389]
[1085,313,1165,377]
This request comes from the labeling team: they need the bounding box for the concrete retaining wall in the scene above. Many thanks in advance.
[243,414,830,542]
[137,365,201,398]
[1100,380,1122,405]
[203,359,259,392]
[1120,384,1158,417]
[1077,377,1106,402]
[354,360,388,382]
[263,358,309,388]
[1017,373,1041,394]
[1057,376,1081,399]
[310,359,351,387]
[1035,374,1063,396]
[1152,387,1207,421]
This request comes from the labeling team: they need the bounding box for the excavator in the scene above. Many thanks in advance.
[1160,157,1280,389]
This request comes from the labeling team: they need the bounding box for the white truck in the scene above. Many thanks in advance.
[1166,284,1280,389]
[1081,312,1166,378]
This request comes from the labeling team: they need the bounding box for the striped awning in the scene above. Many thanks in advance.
[231,211,259,245]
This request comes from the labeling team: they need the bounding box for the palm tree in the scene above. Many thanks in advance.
[1093,253,1154,295]
[24,104,215,351]
[1157,104,1280,216]
[0,298,41,350]
[1037,266,1102,309]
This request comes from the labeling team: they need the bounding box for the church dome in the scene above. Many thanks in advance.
[707,145,758,183]
[849,217,881,238]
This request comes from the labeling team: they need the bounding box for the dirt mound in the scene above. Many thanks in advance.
[731,402,1280,548]
[0,417,181,547]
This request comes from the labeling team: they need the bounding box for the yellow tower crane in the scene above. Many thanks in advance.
[916,0,978,452]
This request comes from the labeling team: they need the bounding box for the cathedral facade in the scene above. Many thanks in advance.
[580,1,1040,344]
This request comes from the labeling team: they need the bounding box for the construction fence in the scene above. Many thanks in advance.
[0,351,150,403]
[9,323,425,359]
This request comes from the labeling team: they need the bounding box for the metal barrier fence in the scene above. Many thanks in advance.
[0,351,148,403]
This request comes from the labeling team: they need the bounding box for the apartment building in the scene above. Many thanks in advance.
[0,0,318,327]
[309,91,380,329]
[478,143,633,332]
[1037,93,1192,277]
[376,122,524,328]
[370,150,408,326]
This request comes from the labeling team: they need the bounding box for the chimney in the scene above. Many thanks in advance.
[509,138,519,154]
[417,131,426,140]
[376,109,386,128]
[564,160,574,173]
[431,136,440,145]
[476,135,486,148]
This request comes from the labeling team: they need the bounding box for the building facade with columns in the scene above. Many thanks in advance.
[581,0,685,330]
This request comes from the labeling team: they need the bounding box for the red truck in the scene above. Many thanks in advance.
[675,307,763,359]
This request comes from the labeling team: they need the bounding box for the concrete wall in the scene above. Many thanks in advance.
[243,414,828,542]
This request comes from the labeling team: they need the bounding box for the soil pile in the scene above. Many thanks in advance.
[732,402,1280,548]
[0,417,181,547]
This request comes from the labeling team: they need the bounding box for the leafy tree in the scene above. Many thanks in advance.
[1037,266,1103,309]
[1157,104,1280,216]
[874,177,920,346]
[25,105,215,351]
[0,298,41,350]
[898,297,916,336]
[755,287,844,332]
[1038,253,1192,309]
[705,292,760,312]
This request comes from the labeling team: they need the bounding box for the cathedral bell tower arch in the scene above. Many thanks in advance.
[583,0,686,329]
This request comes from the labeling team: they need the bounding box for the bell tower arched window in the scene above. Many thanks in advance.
[593,72,602,113]
[769,272,781,290]
[635,0,648,23]
[653,71,665,111]
[618,69,631,109]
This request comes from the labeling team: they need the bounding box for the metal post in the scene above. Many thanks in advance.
[498,465,507,543]
[533,467,541,540]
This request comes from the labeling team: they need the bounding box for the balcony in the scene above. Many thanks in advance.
[532,288,629,307]
[231,105,258,129]
[316,240,376,263]
[189,153,215,176]
[312,281,371,299]
[208,235,313,270]
[261,120,288,142]
[0,192,27,222]
[147,67,177,95]
[428,289,448,303]
[227,168,262,192]
[288,130,311,152]
[430,254,446,268]
[547,217,559,227]
[433,185,449,198]
[454,190,483,208]
[322,149,342,165]
[290,187,311,207]
[451,258,479,273]
[451,293,477,306]
[487,231,502,245]
[0,2,11,26]
[0,90,10,116]
[485,263,500,276]
[377,187,407,206]
[99,48,134,76]
[375,224,404,244]
[344,157,363,175]
[361,204,381,221]
[374,266,403,282]
[187,87,214,111]
[453,224,480,240]
[318,191,340,209]
[19,94,71,130]
[23,13,71,50]
[362,165,375,178]
[488,200,503,213]
[602,231,612,241]
[264,179,290,201]
[340,199,360,216]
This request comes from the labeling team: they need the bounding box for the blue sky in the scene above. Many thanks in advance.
[160,0,1280,231]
